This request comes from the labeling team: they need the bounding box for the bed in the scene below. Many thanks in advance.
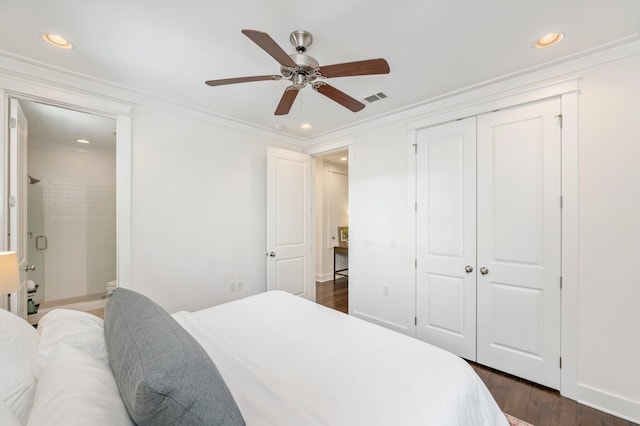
[1,288,508,425]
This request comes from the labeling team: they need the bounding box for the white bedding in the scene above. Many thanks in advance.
[173,291,507,426]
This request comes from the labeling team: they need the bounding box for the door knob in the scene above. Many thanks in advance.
[25,264,35,271]
[266,251,276,257]
[480,266,489,275]
[464,265,473,273]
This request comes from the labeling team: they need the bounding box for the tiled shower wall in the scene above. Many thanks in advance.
[28,141,116,301]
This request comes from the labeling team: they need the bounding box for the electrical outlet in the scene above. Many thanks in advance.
[229,282,237,292]
[237,281,242,291]
[383,286,390,296]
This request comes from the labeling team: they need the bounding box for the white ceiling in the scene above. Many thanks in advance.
[1,0,639,140]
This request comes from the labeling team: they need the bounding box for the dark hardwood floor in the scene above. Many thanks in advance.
[316,277,348,313]
[315,280,638,426]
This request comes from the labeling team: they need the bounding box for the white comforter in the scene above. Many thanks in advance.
[173,291,507,426]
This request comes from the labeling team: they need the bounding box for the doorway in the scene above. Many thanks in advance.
[314,150,349,311]
[14,98,117,322]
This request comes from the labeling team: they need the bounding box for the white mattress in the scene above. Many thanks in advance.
[173,291,507,426]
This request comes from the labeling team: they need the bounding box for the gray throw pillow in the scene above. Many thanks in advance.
[104,288,245,426]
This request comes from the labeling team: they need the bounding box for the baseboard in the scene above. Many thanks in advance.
[351,310,412,337]
[315,273,334,283]
[577,383,640,424]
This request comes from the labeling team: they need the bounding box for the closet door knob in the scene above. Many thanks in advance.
[480,267,489,275]
[465,265,473,273]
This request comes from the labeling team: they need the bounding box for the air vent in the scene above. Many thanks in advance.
[364,92,388,103]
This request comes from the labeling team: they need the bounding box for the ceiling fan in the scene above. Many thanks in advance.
[205,29,390,115]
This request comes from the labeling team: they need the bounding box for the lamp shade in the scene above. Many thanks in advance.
[0,252,21,295]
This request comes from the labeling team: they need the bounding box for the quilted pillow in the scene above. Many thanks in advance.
[0,308,39,424]
[104,288,245,426]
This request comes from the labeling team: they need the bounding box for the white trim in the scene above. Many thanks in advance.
[560,91,579,400]
[0,79,133,300]
[116,115,132,289]
[0,53,301,147]
[306,39,640,147]
[0,90,7,310]
[347,143,355,316]
[404,80,582,402]
[304,138,356,156]
[407,130,417,337]
[577,384,640,424]
[350,310,412,336]
[406,78,579,130]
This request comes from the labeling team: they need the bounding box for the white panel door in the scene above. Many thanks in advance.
[416,117,477,360]
[266,147,314,301]
[476,99,561,389]
[8,98,29,318]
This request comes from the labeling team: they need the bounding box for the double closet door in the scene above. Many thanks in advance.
[415,99,562,389]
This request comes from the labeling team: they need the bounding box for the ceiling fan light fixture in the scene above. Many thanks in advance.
[535,32,563,49]
[300,123,313,130]
[41,33,74,49]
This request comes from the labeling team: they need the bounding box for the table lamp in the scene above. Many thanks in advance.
[0,251,21,296]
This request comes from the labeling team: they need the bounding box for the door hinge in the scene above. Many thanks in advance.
[415,201,417,211]
[413,143,417,154]
[556,114,563,128]
[560,196,564,208]
[560,276,563,289]
[414,259,417,269]
[560,356,562,369]
[415,316,417,326]
[9,117,17,129]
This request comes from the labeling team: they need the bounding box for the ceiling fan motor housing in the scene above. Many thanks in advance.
[281,50,320,87]
[289,30,313,52]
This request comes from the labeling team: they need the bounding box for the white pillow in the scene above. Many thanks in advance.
[0,308,39,424]
[0,400,21,426]
[35,308,108,377]
[27,343,134,426]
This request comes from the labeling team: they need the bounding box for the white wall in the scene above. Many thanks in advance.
[349,122,413,332]
[28,141,116,301]
[129,105,287,313]
[575,54,640,410]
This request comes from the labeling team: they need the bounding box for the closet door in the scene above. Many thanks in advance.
[416,117,477,360]
[476,99,562,389]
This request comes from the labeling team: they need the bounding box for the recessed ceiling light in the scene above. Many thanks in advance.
[75,139,90,144]
[41,33,74,49]
[300,123,313,130]
[535,33,563,49]
[340,157,348,161]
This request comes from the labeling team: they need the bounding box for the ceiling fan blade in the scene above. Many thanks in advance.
[205,75,282,86]
[274,87,299,115]
[241,29,297,69]
[314,83,365,112]
[318,58,390,78]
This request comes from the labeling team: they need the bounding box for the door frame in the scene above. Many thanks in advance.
[306,139,354,312]
[408,78,579,399]
[0,80,132,310]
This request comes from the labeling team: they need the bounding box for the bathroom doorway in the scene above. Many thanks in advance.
[18,99,117,321]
